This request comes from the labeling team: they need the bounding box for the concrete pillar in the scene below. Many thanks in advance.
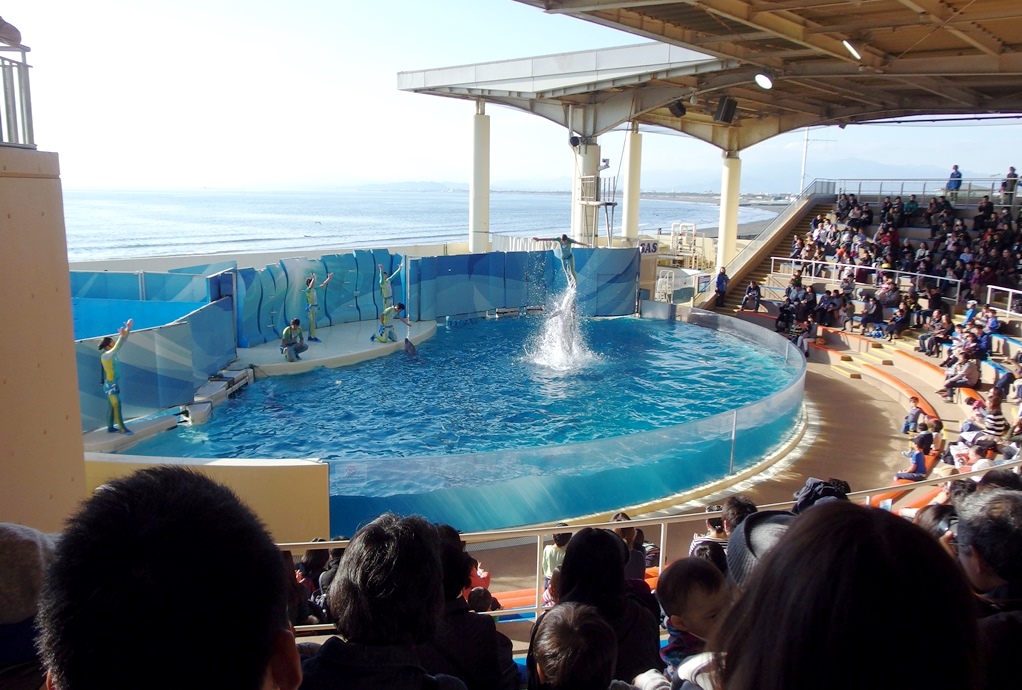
[621,124,642,245]
[469,101,491,253]
[0,147,87,531]
[570,141,601,244]
[716,151,742,269]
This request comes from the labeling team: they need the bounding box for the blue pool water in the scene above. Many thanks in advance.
[126,313,803,534]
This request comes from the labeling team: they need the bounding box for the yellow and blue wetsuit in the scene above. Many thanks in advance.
[379,263,402,307]
[304,286,319,339]
[372,305,401,343]
[101,333,128,433]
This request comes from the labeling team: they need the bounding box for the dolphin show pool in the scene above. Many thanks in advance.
[124,309,805,535]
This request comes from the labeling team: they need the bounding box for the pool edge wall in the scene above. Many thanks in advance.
[84,454,330,542]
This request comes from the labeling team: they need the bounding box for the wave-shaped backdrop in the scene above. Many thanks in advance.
[62,189,777,262]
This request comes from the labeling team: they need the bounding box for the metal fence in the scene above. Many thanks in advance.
[0,45,33,148]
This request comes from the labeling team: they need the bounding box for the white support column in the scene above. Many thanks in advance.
[570,140,601,243]
[469,101,491,253]
[621,123,642,245]
[716,150,741,269]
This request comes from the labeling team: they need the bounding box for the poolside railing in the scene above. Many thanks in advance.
[832,177,1018,215]
[0,44,33,148]
[768,257,964,304]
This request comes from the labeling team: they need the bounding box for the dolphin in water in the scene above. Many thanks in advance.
[403,338,417,356]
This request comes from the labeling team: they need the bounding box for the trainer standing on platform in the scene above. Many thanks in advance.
[99,318,133,435]
[715,267,730,308]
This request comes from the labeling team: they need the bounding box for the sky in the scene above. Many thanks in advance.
[7,0,1022,193]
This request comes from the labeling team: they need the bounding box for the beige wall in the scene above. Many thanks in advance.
[0,147,88,531]
[84,457,331,542]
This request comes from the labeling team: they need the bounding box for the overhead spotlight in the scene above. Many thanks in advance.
[842,39,862,61]
[667,100,687,118]
[754,70,773,90]
[568,135,581,148]
[598,158,610,171]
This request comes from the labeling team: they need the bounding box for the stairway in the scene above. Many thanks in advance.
[718,203,834,313]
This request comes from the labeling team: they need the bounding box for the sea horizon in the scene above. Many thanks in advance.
[62,188,778,263]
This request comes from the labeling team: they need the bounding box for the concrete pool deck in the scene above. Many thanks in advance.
[237,318,438,377]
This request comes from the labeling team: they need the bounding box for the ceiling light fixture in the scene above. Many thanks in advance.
[842,39,862,61]
[754,71,773,90]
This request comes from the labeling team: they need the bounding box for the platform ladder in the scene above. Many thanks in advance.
[655,269,676,303]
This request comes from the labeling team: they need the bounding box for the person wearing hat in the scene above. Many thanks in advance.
[0,523,56,690]
[725,510,796,591]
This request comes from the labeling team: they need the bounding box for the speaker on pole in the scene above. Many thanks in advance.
[667,100,687,118]
[714,96,737,124]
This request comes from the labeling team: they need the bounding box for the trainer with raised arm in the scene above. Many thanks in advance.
[98,318,133,435]
[378,261,403,308]
[304,271,332,342]
[533,234,589,284]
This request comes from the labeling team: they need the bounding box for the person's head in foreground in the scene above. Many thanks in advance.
[955,487,1022,594]
[656,557,731,642]
[37,466,300,690]
[329,513,443,645]
[532,602,617,690]
[709,501,978,690]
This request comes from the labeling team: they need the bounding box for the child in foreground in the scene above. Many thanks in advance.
[531,602,668,690]
[654,557,732,681]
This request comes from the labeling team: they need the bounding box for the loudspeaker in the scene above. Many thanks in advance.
[714,96,737,124]
[667,100,687,118]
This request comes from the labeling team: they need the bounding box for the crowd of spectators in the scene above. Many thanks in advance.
[6,456,1022,690]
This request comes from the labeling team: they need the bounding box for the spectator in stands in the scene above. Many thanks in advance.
[690,505,728,554]
[857,295,884,332]
[690,541,728,577]
[416,540,519,690]
[529,602,668,690]
[546,527,662,684]
[721,495,758,537]
[904,194,920,224]
[725,511,794,591]
[947,164,963,202]
[883,307,910,341]
[901,397,923,435]
[543,523,571,588]
[738,280,761,312]
[956,489,1022,690]
[655,558,732,682]
[975,469,1022,494]
[936,353,980,401]
[838,296,855,331]
[895,439,929,481]
[704,501,979,690]
[302,513,465,690]
[37,467,302,690]
[611,512,649,581]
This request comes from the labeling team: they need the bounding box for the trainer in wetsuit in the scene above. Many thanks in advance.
[281,318,308,362]
[378,262,403,308]
[98,318,133,435]
[304,271,332,342]
[533,234,589,285]
[372,302,410,343]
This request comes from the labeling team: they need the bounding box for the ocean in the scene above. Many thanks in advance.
[61,188,777,263]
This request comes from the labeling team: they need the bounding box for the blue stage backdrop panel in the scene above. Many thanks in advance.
[168,261,237,275]
[184,299,236,380]
[322,253,361,325]
[71,298,203,341]
[416,256,438,322]
[587,248,640,316]
[236,268,266,348]
[142,272,209,302]
[70,272,141,300]
[261,264,288,341]
[351,250,380,321]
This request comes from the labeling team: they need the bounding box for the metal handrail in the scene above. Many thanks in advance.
[768,256,964,303]
[986,285,1022,321]
[0,48,34,148]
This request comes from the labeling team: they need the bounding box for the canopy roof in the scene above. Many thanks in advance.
[401,0,1022,150]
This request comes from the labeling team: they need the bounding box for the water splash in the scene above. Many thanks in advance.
[526,283,598,371]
